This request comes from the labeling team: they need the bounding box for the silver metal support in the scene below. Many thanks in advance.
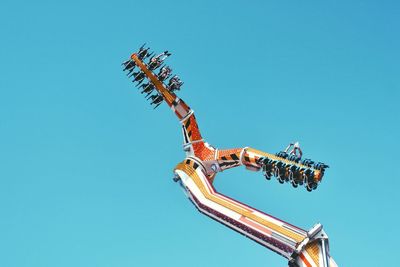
[321,238,330,267]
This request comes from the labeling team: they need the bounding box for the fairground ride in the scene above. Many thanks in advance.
[122,45,337,267]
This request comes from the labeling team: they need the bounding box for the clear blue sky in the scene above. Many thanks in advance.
[1,1,399,266]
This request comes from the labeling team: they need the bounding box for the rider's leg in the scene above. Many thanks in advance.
[216,147,324,184]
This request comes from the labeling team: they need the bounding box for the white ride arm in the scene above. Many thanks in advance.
[174,158,338,267]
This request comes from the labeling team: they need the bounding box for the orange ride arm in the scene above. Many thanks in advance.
[130,53,216,161]
[130,53,193,121]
